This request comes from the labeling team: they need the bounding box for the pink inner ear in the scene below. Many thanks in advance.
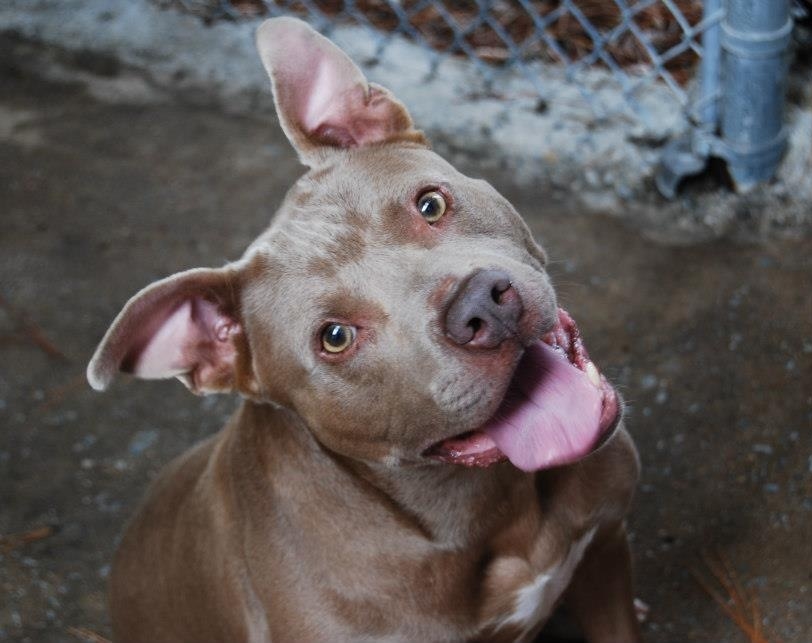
[134,300,195,379]
[259,18,419,151]
[132,297,240,386]
[302,61,399,148]
[303,59,346,135]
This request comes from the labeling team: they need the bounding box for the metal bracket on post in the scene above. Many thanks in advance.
[656,0,723,199]
[656,0,792,198]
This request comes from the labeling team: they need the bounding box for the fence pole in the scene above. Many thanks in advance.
[698,0,723,132]
[719,0,792,190]
[657,0,793,198]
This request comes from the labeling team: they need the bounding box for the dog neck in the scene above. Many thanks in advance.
[233,400,534,549]
[341,454,533,548]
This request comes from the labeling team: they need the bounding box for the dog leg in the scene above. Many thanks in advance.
[562,524,642,643]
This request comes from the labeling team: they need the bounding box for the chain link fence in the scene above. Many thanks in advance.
[157,0,800,194]
[160,0,717,118]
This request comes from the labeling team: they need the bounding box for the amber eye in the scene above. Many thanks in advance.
[321,323,356,354]
[417,190,447,223]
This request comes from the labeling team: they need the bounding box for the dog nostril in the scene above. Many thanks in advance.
[468,318,483,333]
[490,279,511,304]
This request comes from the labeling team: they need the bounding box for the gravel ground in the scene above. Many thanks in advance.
[1,35,811,643]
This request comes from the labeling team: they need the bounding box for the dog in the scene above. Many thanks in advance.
[87,17,642,643]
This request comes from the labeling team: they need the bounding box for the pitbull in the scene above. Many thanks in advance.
[88,17,642,643]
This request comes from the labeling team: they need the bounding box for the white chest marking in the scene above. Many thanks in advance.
[503,527,597,636]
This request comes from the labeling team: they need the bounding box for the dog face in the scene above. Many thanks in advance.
[241,143,556,464]
[88,18,617,472]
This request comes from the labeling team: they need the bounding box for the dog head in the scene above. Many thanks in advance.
[88,18,619,472]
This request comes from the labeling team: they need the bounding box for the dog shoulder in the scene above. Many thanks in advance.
[109,427,256,642]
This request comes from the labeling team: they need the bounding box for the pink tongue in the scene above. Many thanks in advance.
[481,342,603,472]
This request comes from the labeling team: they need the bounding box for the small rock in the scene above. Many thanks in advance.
[72,434,97,453]
[640,374,658,390]
[128,429,159,455]
[728,332,743,351]
[616,183,633,199]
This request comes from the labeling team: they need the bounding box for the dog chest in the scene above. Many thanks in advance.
[495,527,597,637]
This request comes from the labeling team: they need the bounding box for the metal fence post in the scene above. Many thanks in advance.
[657,0,793,197]
[698,0,723,133]
[719,0,792,190]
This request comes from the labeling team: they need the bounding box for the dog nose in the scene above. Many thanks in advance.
[444,269,523,348]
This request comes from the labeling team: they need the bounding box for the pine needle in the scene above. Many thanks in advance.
[66,626,112,643]
[0,525,55,553]
[692,549,781,643]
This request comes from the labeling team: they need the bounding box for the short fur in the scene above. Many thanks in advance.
[89,17,642,643]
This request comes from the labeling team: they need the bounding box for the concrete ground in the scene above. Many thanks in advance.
[1,35,811,643]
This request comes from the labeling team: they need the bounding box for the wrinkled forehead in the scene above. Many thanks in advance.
[242,144,535,313]
[277,146,467,233]
[309,144,465,201]
[251,145,508,264]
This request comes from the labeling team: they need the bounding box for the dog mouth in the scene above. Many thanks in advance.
[423,308,620,471]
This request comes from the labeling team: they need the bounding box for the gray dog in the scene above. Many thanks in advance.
[88,17,642,643]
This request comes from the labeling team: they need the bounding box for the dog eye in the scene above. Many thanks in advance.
[321,323,356,353]
[417,191,446,223]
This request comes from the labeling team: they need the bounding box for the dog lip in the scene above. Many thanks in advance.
[422,433,508,467]
[590,392,623,452]
[423,308,621,469]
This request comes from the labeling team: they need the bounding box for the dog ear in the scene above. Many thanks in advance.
[256,17,427,165]
[87,265,258,397]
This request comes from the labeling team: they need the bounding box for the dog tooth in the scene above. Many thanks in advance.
[585,361,601,387]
